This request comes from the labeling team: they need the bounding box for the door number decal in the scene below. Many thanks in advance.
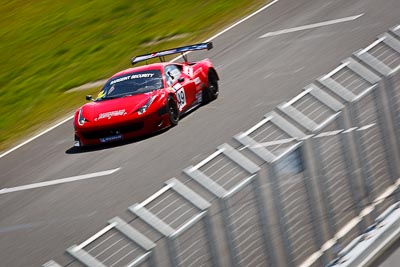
[173,83,186,110]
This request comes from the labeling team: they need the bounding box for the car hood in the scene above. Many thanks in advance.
[81,93,156,124]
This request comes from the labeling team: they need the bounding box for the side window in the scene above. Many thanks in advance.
[165,65,182,87]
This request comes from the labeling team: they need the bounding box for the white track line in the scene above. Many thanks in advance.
[0,168,120,195]
[1,0,280,159]
[260,14,364,38]
[0,115,74,159]
[205,0,279,42]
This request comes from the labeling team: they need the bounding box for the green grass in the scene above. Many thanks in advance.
[0,0,268,151]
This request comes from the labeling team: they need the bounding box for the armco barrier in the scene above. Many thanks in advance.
[44,24,400,267]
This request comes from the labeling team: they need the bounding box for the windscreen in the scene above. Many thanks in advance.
[96,70,163,100]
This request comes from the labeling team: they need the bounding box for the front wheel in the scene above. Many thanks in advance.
[167,96,179,126]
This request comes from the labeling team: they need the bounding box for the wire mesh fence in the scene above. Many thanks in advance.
[184,143,274,267]
[129,178,218,267]
[66,217,156,267]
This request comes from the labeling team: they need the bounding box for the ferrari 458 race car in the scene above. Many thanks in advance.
[73,42,219,147]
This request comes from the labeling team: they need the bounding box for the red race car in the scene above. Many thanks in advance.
[73,42,219,147]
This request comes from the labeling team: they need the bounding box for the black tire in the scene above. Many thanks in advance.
[202,70,219,104]
[167,96,179,126]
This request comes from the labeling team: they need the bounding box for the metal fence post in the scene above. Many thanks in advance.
[251,172,279,267]
[347,102,378,218]
[371,85,399,185]
[268,164,296,267]
[166,234,180,267]
[382,75,400,153]
[202,211,221,267]
[298,137,331,265]
[302,136,337,237]
[336,113,367,229]
[218,197,241,267]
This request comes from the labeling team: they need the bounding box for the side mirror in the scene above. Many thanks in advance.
[178,77,185,83]
[86,95,93,101]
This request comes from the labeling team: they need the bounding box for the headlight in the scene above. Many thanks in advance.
[138,96,156,115]
[77,109,88,126]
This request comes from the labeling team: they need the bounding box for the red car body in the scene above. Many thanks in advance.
[73,42,218,147]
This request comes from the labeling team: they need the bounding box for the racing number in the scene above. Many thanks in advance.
[176,88,186,110]
[173,83,186,111]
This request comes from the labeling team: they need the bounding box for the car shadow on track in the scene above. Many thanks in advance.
[65,128,171,154]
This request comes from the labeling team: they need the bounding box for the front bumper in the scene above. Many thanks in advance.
[74,110,170,147]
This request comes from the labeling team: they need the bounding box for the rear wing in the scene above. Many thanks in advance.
[131,42,213,65]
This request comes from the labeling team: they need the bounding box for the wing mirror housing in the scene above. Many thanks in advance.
[86,95,93,101]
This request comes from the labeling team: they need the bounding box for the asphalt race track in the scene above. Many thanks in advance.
[1,0,399,266]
